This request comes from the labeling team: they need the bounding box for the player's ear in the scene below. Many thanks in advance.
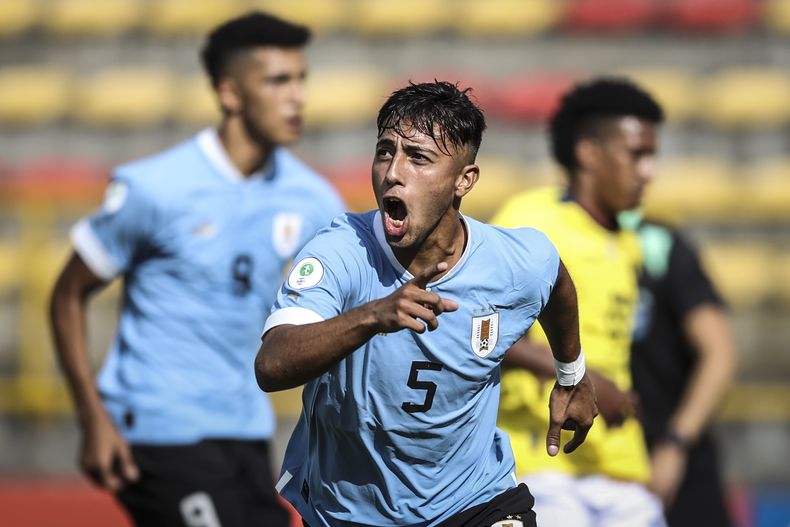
[575,138,600,172]
[455,163,479,198]
[216,76,242,115]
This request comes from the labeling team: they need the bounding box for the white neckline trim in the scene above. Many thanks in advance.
[195,127,274,183]
[372,210,473,286]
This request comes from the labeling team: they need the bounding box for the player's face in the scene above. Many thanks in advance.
[230,47,307,146]
[591,116,658,213]
[372,125,476,249]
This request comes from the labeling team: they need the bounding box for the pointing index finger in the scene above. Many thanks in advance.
[410,262,448,290]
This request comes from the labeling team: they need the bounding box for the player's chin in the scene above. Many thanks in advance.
[277,129,301,145]
[273,123,302,145]
[622,193,643,211]
[386,228,422,249]
[385,232,412,248]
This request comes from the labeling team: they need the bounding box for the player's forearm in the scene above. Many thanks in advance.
[256,302,383,392]
[49,284,105,426]
[536,260,581,363]
[669,305,738,442]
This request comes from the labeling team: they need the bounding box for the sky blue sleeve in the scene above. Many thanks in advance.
[69,174,160,280]
[515,227,561,314]
[262,227,359,333]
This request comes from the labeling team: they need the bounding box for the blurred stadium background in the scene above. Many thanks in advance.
[1,0,789,525]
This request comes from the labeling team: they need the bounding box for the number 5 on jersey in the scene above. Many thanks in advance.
[402,361,443,413]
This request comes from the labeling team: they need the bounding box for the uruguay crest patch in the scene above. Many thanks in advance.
[471,312,499,358]
[273,212,303,259]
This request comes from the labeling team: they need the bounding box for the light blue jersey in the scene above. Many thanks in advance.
[71,128,344,444]
[264,211,560,526]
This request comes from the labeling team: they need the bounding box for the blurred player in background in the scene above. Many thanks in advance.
[49,11,344,527]
[624,215,737,526]
[492,78,666,526]
[255,81,598,527]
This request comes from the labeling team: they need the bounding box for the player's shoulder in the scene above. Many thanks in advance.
[302,211,377,254]
[467,216,560,296]
[471,215,556,254]
[490,186,566,228]
[112,136,202,196]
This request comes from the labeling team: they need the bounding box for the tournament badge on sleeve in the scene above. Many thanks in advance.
[101,181,128,214]
[287,257,324,290]
[471,312,499,358]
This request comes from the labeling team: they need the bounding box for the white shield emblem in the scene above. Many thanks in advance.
[273,213,303,259]
[491,520,524,527]
[471,312,499,358]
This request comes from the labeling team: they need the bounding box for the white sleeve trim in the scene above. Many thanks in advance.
[262,307,325,336]
[70,218,120,281]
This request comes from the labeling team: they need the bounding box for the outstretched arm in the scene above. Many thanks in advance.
[50,252,138,491]
[536,260,598,456]
[256,262,458,392]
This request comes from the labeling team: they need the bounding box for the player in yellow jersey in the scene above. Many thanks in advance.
[492,78,667,526]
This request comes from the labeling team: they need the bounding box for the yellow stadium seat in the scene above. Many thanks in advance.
[304,69,387,127]
[700,241,772,309]
[350,0,452,36]
[453,0,562,37]
[247,0,349,34]
[644,158,738,222]
[144,0,248,36]
[697,68,790,128]
[0,0,38,37]
[0,67,71,124]
[41,0,141,37]
[764,0,790,34]
[741,159,790,221]
[74,68,175,127]
[174,76,220,126]
[616,68,698,123]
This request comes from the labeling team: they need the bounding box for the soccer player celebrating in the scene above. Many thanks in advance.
[256,81,597,527]
[492,77,666,526]
[49,12,344,527]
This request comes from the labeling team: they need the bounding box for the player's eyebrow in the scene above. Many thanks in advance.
[402,143,438,159]
[376,137,396,149]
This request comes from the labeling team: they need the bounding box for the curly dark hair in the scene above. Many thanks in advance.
[377,81,486,163]
[550,77,664,176]
[200,11,310,87]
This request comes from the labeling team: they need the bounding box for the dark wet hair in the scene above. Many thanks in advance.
[550,77,664,176]
[201,11,310,87]
[377,81,486,162]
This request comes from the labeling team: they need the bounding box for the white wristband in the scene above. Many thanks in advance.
[554,349,586,387]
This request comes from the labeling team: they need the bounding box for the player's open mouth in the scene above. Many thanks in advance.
[287,116,303,129]
[383,197,409,238]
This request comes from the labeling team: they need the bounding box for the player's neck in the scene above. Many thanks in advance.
[217,120,273,178]
[567,179,618,231]
[396,212,467,280]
